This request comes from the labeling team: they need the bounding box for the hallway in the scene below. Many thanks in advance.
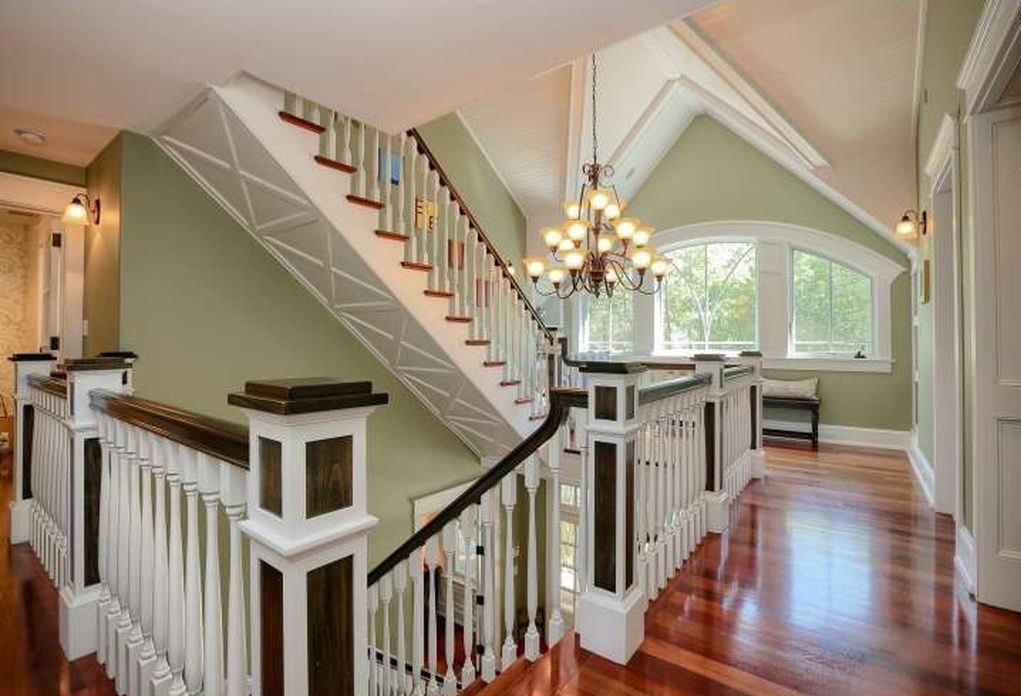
[480,443,1021,696]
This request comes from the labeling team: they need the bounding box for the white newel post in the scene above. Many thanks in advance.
[60,357,134,660]
[232,378,388,696]
[738,351,766,479]
[694,355,728,533]
[7,353,56,544]
[575,362,645,665]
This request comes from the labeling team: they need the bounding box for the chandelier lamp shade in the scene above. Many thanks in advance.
[523,54,666,299]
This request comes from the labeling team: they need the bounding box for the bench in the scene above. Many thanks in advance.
[762,396,820,447]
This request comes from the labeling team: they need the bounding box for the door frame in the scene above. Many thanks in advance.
[924,115,964,519]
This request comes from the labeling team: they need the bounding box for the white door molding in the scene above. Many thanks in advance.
[957,0,1021,115]
[969,103,1021,611]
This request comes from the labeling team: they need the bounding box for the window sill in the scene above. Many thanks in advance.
[641,353,894,374]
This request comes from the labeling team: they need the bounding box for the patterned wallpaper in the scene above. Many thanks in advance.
[0,224,35,403]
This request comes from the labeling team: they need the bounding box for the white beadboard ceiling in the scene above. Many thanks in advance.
[0,0,715,167]
[461,0,923,253]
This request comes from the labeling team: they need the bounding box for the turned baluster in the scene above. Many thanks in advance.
[200,453,223,696]
[105,418,123,678]
[412,547,425,696]
[96,414,112,665]
[427,535,439,694]
[394,561,409,696]
[368,584,378,696]
[523,458,540,660]
[182,448,205,695]
[500,474,517,670]
[136,430,157,696]
[165,443,187,696]
[380,573,393,696]
[150,438,173,694]
[224,493,247,696]
[480,489,496,682]
[547,429,565,645]
[459,506,477,686]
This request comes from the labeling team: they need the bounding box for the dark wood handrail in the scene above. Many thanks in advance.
[638,372,712,405]
[407,127,554,344]
[28,373,67,398]
[90,390,249,470]
[368,386,586,586]
[724,365,755,381]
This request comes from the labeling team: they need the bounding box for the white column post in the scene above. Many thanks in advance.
[738,351,766,479]
[7,353,55,544]
[233,378,387,696]
[60,357,132,661]
[694,355,729,533]
[575,362,645,665]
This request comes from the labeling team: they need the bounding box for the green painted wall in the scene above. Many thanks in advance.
[914,0,985,528]
[416,114,527,265]
[83,135,123,355]
[628,115,912,430]
[0,149,87,186]
[115,132,480,564]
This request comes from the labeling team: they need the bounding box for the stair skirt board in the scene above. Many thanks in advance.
[152,83,534,457]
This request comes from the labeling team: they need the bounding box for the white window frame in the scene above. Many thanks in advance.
[789,247,875,358]
[570,221,905,373]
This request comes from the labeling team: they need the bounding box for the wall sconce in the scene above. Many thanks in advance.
[61,194,100,226]
[894,209,926,242]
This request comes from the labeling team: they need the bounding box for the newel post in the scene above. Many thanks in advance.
[61,356,134,659]
[229,378,388,696]
[737,351,766,479]
[7,353,56,544]
[693,354,729,533]
[575,361,645,664]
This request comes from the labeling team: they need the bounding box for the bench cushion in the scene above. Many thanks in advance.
[762,377,818,400]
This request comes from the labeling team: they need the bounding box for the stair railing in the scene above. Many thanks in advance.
[279,92,556,419]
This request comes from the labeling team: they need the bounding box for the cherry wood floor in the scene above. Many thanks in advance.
[479,443,1021,696]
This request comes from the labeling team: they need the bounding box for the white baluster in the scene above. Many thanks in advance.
[96,414,112,665]
[427,535,439,695]
[201,455,223,696]
[547,429,565,645]
[116,422,134,693]
[151,439,173,695]
[394,561,409,696]
[459,505,477,686]
[479,490,496,683]
[182,449,204,695]
[368,126,381,202]
[500,474,517,670]
[380,573,392,696]
[166,443,187,696]
[135,431,157,696]
[427,170,440,291]
[368,583,378,696]
[105,419,123,679]
[352,121,367,198]
[380,132,393,232]
[523,458,540,661]
[441,522,456,695]
[412,547,425,696]
[224,495,247,696]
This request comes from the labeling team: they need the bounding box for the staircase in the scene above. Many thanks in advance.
[152,73,552,458]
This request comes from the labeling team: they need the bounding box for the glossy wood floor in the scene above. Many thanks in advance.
[480,443,1021,696]
[0,453,117,696]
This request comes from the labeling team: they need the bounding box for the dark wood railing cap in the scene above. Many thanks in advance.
[228,377,388,415]
[693,353,726,362]
[99,350,139,360]
[578,361,648,375]
[8,352,56,362]
[638,372,712,405]
[738,350,763,357]
[59,357,131,372]
[28,373,68,397]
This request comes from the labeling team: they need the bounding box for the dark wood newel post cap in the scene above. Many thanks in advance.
[8,352,56,362]
[738,351,762,357]
[693,353,726,362]
[578,361,648,375]
[227,377,389,415]
[59,357,132,371]
[98,350,139,360]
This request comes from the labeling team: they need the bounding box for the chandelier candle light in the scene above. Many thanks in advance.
[523,54,667,299]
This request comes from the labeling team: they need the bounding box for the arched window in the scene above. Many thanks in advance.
[582,290,633,353]
[657,241,757,352]
[792,250,873,355]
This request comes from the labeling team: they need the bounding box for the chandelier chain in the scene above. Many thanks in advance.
[591,53,598,166]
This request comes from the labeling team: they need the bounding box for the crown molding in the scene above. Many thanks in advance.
[957,0,1021,114]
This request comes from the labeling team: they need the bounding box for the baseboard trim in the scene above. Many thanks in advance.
[763,419,911,450]
[907,435,935,507]
[955,522,977,595]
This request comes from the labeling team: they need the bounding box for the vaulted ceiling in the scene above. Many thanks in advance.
[0,0,715,166]
[459,0,922,250]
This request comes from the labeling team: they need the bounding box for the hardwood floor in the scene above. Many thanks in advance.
[0,453,117,696]
[480,443,1021,696]
[3,445,1021,696]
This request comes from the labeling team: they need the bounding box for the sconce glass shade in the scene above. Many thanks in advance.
[62,198,89,225]
[894,210,921,241]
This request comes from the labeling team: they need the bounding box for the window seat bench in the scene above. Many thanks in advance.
[762,395,820,447]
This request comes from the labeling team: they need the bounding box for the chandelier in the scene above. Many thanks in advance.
[523,54,667,299]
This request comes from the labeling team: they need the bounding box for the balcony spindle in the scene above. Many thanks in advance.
[480,490,496,682]
[442,522,457,695]
[150,439,172,694]
[500,474,517,670]
[524,458,540,661]
[200,454,223,696]
[428,535,439,695]
[547,429,565,645]
[136,431,157,696]
[459,507,476,685]
[182,449,205,695]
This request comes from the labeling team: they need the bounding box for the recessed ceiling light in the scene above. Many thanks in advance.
[13,128,46,146]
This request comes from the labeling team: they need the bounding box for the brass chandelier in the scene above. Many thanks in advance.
[523,54,667,299]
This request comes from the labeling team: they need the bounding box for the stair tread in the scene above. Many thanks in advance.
[466,339,491,346]
[347,194,384,210]
[514,397,533,405]
[278,111,325,133]
[313,154,356,173]
[424,290,455,298]
[500,380,521,386]
[483,361,506,367]
[401,261,433,271]
[446,315,472,323]
[375,230,410,242]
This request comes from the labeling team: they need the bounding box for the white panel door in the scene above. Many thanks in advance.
[972,104,1021,611]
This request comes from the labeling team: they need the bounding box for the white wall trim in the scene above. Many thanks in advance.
[908,434,936,508]
[759,357,893,373]
[956,0,1021,114]
[955,522,977,595]
[924,114,958,181]
[0,172,85,216]
[763,419,911,451]
[910,0,929,149]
